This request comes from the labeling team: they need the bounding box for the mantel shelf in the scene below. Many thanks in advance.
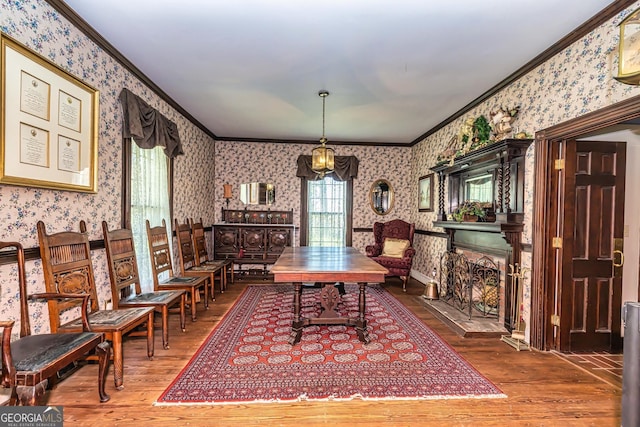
[433,220,524,234]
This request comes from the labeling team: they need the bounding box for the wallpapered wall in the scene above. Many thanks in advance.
[0,0,216,336]
[3,0,640,344]
[214,141,413,253]
[410,2,640,340]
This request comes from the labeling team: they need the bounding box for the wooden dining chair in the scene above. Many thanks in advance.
[145,219,209,322]
[102,222,186,350]
[190,217,232,288]
[37,221,155,391]
[175,218,227,301]
[0,241,110,405]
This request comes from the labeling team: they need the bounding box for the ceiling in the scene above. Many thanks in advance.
[61,0,617,145]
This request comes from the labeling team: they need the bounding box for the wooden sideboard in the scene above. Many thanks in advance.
[213,208,296,276]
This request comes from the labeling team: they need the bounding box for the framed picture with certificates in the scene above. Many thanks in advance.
[1,35,98,192]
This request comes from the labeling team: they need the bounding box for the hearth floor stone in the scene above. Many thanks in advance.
[415,296,509,338]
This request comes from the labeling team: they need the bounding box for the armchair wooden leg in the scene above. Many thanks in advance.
[96,341,111,403]
[179,294,186,332]
[204,281,210,308]
[161,306,169,349]
[210,274,216,301]
[112,333,124,390]
[221,266,227,292]
[16,380,47,406]
[190,289,197,322]
[146,311,155,360]
[402,276,408,292]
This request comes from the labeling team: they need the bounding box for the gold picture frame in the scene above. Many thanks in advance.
[0,35,98,192]
[418,173,434,212]
[615,7,640,85]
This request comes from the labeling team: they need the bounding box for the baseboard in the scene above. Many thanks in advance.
[411,269,427,285]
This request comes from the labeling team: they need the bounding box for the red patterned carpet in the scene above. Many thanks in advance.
[155,284,505,405]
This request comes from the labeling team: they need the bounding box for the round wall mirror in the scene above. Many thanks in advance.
[369,179,394,215]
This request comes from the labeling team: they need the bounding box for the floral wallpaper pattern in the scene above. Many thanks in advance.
[411,2,640,341]
[2,0,640,345]
[0,0,215,338]
[214,141,413,254]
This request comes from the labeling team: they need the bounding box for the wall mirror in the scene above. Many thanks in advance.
[240,182,275,205]
[463,173,493,203]
[369,179,394,215]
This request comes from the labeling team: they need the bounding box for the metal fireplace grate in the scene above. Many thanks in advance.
[440,252,500,320]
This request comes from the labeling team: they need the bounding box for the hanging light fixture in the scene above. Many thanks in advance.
[311,90,335,177]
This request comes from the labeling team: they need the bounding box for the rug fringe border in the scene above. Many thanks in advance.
[153,392,507,406]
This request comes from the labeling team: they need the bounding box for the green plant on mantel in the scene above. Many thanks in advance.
[451,201,487,222]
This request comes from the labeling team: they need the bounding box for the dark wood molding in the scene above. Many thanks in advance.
[0,239,105,266]
[216,136,408,147]
[532,93,640,352]
[409,0,636,146]
[353,227,373,233]
[45,0,216,140]
[538,94,640,140]
[354,227,448,239]
[45,0,635,147]
[0,226,213,267]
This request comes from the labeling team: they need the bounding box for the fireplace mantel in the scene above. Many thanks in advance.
[431,139,532,331]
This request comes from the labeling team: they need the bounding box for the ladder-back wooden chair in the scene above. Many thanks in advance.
[190,217,232,288]
[0,241,110,405]
[145,219,208,322]
[102,222,186,350]
[37,221,155,390]
[175,219,226,300]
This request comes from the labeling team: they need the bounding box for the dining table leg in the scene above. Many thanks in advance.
[355,282,370,344]
[289,282,303,345]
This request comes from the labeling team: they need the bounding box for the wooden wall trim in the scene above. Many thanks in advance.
[409,0,636,146]
[0,226,213,266]
[353,228,447,239]
[45,0,636,147]
[45,0,216,140]
[540,94,640,139]
[531,137,553,351]
[532,94,640,351]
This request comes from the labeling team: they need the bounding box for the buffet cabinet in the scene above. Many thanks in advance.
[213,209,295,274]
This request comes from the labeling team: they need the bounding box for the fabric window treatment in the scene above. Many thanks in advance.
[296,155,359,181]
[298,155,356,246]
[119,88,184,158]
[130,144,172,292]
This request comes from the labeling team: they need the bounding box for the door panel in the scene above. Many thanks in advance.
[560,140,625,352]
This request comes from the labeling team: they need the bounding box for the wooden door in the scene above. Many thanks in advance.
[558,140,625,352]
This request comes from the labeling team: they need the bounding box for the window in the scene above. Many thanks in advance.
[307,177,346,247]
[129,142,172,292]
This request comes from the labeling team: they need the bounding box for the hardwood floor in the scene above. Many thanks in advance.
[42,278,622,426]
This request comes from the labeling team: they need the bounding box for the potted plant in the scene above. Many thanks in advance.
[451,201,487,222]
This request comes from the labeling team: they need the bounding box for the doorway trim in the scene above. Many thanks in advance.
[532,94,640,351]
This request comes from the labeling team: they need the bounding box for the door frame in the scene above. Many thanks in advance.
[532,94,640,351]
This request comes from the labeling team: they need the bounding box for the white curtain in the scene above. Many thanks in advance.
[130,143,171,292]
[307,177,346,247]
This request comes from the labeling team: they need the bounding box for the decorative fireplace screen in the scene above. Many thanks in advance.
[439,252,500,320]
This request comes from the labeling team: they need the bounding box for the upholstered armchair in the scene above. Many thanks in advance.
[365,219,416,292]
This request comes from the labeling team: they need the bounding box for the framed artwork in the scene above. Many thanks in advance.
[418,173,434,212]
[0,35,99,192]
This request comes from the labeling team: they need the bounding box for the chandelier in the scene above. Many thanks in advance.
[311,90,335,176]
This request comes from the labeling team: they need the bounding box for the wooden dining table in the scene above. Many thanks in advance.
[271,246,388,345]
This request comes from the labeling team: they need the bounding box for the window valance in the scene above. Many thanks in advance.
[296,155,359,181]
[119,88,183,158]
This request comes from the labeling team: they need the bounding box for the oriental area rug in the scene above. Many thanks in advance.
[155,284,505,405]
